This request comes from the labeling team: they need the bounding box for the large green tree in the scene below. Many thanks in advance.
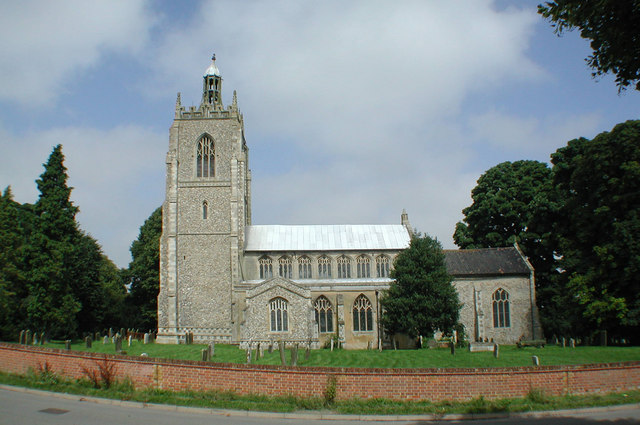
[380,234,461,341]
[551,120,640,339]
[125,207,162,331]
[539,0,640,92]
[0,187,24,339]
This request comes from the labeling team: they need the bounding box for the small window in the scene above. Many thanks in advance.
[318,256,332,278]
[270,297,288,332]
[196,136,215,178]
[492,288,511,328]
[337,256,351,279]
[259,256,273,279]
[376,255,390,277]
[314,296,334,333]
[356,255,371,278]
[298,256,312,279]
[353,294,373,331]
[279,256,292,279]
[202,201,208,220]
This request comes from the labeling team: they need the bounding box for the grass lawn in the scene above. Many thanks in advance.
[41,340,640,368]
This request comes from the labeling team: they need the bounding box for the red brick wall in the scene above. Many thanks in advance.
[1,343,638,401]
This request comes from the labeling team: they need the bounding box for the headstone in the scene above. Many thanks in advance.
[95,332,100,342]
[267,342,273,354]
[39,332,45,345]
[305,343,311,360]
[141,353,148,357]
[209,342,215,357]
[570,338,576,348]
[201,348,209,362]
[64,340,71,350]
[19,330,25,345]
[128,335,133,347]
[120,328,125,339]
[419,335,423,348]
[246,343,252,364]
[561,337,566,348]
[85,336,92,348]
[103,336,109,345]
[330,338,334,351]
[278,340,286,365]
[600,330,607,346]
[115,336,122,353]
[33,333,39,345]
[291,343,298,366]
[532,355,539,366]
[255,343,261,360]
[493,343,499,359]
[259,343,264,359]
[108,328,113,338]
[143,333,150,344]
[450,341,455,355]
[367,340,372,350]
[25,330,31,346]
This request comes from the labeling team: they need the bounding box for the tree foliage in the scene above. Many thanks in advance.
[125,207,162,331]
[539,0,640,91]
[380,234,461,340]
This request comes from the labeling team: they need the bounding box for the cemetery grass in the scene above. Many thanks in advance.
[41,340,640,368]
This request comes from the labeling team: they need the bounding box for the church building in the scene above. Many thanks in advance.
[157,57,542,348]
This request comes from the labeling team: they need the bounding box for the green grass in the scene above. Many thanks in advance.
[40,340,640,369]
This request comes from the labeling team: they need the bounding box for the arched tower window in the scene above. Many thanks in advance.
[279,256,292,279]
[356,255,371,278]
[492,288,511,328]
[376,255,390,278]
[318,256,332,278]
[314,296,334,333]
[259,256,273,279]
[202,201,208,220]
[353,294,373,331]
[337,255,351,278]
[196,135,215,178]
[270,297,288,332]
[298,256,312,279]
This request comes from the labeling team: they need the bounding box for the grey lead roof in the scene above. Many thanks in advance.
[245,225,411,251]
[444,247,531,276]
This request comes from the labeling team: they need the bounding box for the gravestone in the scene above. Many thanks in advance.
[108,328,113,338]
[95,332,100,342]
[600,330,607,346]
[33,333,39,345]
[201,348,209,362]
[255,343,261,360]
[64,340,71,350]
[278,341,286,365]
[39,332,45,345]
[25,330,31,346]
[493,343,499,359]
[532,355,539,366]
[291,343,298,366]
[128,335,133,347]
[115,336,122,353]
[561,337,566,348]
[450,341,455,355]
[267,342,273,354]
[120,328,125,339]
[330,339,334,352]
[305,342,311,360]
[570,338,576,348]
[103,336,109,344]
[367,341,372,350]
[246,343,252,364]
[85,336,92,348]
[19,330,25,345]
[143,333,150,344]
[209,342,215,357]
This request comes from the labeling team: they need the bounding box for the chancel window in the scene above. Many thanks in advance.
[492,288,511,328]
[259,256,273,279]
[270,297,288,332]
[337,256,351,279]
[356,255,371,278]
[279,256,292,279]
[314,296,334,333]
[196,135,215,178]
[353,294,373,332]
[318,256,332,278]
[376,255,390,278]
[298,256,312,279]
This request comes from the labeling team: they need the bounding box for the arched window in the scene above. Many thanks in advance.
[259,256,273,279]
[298,256,312,279]
[492,288,511,328]
[202,201,208,220]
[314,296,334,333]
[270,297,288,332]
[356,255,371,278]
[337,256,351,278]
[376,255,390,278]
[279,256,292,279]
[196,135,215,178]
[353,294,373,331]
[318,256,332,278]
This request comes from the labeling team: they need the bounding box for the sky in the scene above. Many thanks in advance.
[1,0,639,268]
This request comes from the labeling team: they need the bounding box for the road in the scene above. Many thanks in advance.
[1,386,639,424]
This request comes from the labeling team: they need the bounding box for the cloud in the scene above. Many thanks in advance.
[0,0,154,106]
[0,124,166,267]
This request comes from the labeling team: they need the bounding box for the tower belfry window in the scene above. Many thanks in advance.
[196,136,215,178]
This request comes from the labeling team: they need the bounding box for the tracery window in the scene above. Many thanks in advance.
[353,294,373,332]
[492,288,511,328]
[376,255,390,278]
[279,256,292,279]
[314,296,334,333]
[202,201,208,220]
[259,256,273,279]
[356,255,371,278]
[337,256,351,279]
[298,256,312,279]
[318,256,332,278]
[196,135,215,178]
[270,297,288,332]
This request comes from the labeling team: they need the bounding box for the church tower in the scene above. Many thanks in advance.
[157,55,251,343]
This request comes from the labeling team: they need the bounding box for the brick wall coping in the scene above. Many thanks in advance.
[2,342,637,376]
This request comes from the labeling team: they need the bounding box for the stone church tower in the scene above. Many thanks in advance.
[157,56,251,343]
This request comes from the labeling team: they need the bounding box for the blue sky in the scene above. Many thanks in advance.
[1,0,638,268]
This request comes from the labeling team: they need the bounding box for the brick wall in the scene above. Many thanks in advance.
[1,343,638,401]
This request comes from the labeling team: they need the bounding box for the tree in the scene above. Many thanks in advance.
[551,120,640,340]
[538,0,640,92]
[125,207,162,330]
[0,187,24,339]
[380,234,461,341]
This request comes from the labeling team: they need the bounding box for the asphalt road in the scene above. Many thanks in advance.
[1,386,639,424]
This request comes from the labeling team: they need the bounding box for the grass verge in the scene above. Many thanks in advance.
[1,368,639,416]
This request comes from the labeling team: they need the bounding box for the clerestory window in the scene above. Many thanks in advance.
[298,256,312,279]
[279,256,292,279]
[376,255,390,278]
[259,256,273,279]
[356,255,371,278]
[318,256,332,278]
[337,256,351,279]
